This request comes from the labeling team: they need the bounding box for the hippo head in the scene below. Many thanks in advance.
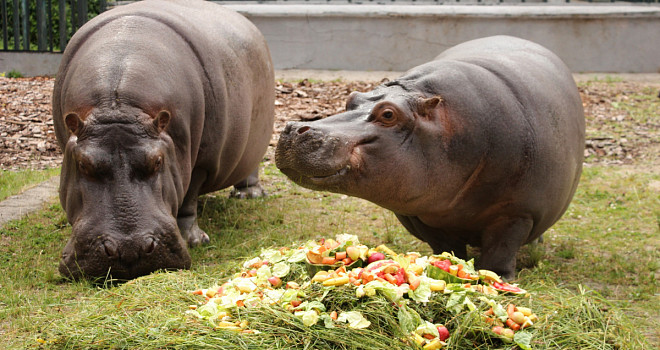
[276,82,458,215]
[58,106,189,280]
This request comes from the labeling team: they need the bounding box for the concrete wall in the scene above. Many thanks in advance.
[1,4,659,76]
[0,52,62,77]
[229,4,660,73]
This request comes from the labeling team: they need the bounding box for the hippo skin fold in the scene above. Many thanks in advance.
[53,0,274,280]
[276,36,585,280]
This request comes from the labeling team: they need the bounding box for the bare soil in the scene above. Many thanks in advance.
[1,76,658,170]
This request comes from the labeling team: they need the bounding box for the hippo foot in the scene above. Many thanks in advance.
[177,216,210,247]
[230,184,267,199]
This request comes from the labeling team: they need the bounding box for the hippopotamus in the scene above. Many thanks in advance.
[53,0,274,280]
[276,36,584,280]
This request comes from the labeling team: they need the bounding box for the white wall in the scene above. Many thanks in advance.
[2,4,659,76]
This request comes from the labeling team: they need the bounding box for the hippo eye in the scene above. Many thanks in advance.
[78,159,92,176]
[154,156,163,171]
[375,108,398,126]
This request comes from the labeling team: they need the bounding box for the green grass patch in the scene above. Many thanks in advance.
[1,163,658,349]
[0,168,60,201]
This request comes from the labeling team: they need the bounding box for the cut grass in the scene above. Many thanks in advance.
[1,78,656,349]
[0,168,60,201]
[0,161,658,349]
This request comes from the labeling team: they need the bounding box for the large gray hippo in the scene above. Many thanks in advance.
[53,0,274,280]
[276,36,584,280]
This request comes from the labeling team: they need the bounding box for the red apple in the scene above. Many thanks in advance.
[437,325,450,341]
[367,252,386,264]
[267,276,282,288]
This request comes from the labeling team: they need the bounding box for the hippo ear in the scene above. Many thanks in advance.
[64,113,84,135]
[418,96,444,120]
[346,91,361,111]
[153,110,171,133]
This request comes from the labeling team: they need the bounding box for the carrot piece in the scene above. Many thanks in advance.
[192,290,203,295]
[236,300,245,307]
[342,258,353,265]
[335,251,347,260]
[384,273,398,285]
[507,304,516,318]
[506,318,521,331]
[409,277,421,291]
[322,257,336,265]
[362,271,375,282]
[330,311,338,320]
[484,307,494,316]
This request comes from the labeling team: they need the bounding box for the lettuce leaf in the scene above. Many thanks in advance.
[272,261,290,278]
[514,330,533,350]
[337,311,371,329]
[397,303,423,334]
[408,277,432,303]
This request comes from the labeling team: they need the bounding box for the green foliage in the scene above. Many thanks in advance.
[0,162,657,349]
[0,168,59,201]
[4,69,23,78]
[2,0,106,52]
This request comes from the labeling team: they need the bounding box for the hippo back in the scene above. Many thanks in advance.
[53,0,274,194]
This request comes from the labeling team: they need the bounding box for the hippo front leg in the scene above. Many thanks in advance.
[395,214,468,259]
[479,216,534,281]
[230,168,267,199]
[177,169,210,247]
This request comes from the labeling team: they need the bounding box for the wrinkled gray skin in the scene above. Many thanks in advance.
[276,36,584,280]
[53,0,274,280]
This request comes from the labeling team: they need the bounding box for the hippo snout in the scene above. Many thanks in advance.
[276,121,343,175]
[98,235,157,263]
[59,225,191,280]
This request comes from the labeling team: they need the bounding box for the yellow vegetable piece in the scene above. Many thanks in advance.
[413,332,427,346]
[478,269,503,283]
[312,271,330,282]
[216,321,240,328]
[423,339,445,350]
[322,276,350,286]
[409,264,424,275]
[430,280,446,292]
[516,306,533,316]
[376,244,397,257]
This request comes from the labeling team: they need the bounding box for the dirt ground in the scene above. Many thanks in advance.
[1,75,658,170]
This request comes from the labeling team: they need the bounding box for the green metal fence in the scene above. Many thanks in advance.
[1,0,658,52]
[1,0,107,52]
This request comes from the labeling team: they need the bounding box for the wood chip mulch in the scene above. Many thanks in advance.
[1,76,657,171]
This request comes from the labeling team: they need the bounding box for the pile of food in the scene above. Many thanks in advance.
[187,235,538,349]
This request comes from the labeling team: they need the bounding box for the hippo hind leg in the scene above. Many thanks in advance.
[177,169,210,247]
[230,168,267,199]
[479,216,534,281]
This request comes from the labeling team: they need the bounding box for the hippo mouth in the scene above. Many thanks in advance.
[308,165,351,183]
[280,146,369,193]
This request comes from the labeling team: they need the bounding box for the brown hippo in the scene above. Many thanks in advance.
[276,36,584,280]
[53,0,274,280]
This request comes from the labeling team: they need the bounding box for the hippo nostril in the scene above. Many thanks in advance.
[102,240,118,258]
[143,237,156,254]
[297,126,311,134]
